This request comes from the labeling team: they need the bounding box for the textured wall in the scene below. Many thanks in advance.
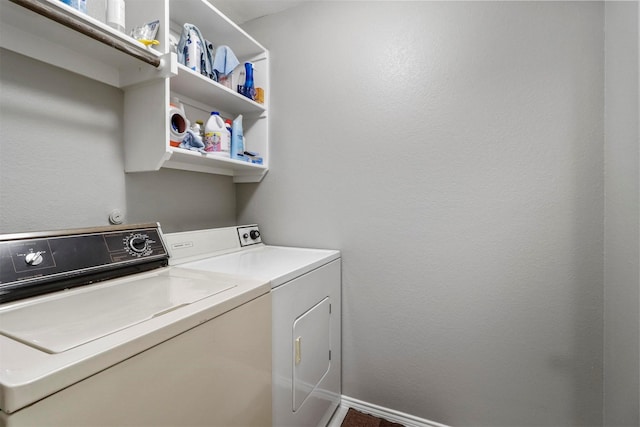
[239,2,605,425]
[0,48,126,231]
[0,49,236,233]
[603,2,640,426]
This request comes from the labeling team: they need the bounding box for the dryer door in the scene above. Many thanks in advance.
[292,297,331,411]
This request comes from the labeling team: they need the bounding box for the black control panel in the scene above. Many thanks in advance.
[237,225,262,247]
[0,224,169,303]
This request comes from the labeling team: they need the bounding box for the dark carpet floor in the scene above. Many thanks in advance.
[340,408,405,427]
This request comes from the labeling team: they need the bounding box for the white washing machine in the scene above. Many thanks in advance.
[0,223,272,426]
[165,225,342,427]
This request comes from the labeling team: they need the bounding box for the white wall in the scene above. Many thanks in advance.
[239,2,605,425]
[0,48,237,233]
[604,2,640,426]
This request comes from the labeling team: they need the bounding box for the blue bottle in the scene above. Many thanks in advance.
[60,0,87,13]
[242,62,255,100]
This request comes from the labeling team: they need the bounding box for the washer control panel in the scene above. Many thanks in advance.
[0,224,169,303]
[237,225,262,247]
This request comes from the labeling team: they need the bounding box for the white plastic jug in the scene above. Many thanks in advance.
[204,112,225,152]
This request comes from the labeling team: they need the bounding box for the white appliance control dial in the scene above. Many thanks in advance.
[129,236,148,253]
[124,233,154,256]
[25,251,44,266]
[237,225,262,247]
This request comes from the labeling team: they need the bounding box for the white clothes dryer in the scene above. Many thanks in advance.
[166,225,341,427]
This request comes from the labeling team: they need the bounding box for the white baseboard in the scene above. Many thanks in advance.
[336,395,450,427]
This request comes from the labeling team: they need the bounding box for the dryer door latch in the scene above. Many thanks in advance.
[295,336,302,365]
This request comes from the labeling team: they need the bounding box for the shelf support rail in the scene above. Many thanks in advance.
[9,0,161,68]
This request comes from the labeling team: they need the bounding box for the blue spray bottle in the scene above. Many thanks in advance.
[242,62,255,100]
[230,114,244,160]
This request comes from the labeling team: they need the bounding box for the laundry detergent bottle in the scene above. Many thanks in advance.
[204,112,225,152]
[230,114,244,159]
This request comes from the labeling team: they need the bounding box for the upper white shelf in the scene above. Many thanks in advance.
[169,0,266,60]
[0,0,169,88]
[172,64,266,116]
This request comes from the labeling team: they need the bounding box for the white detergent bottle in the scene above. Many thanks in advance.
[204,112,225,153]
[230,114,244,159]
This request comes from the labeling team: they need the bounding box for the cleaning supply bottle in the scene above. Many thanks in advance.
[196,120,205,140]
[106,0,125,33]
[242,62,255,100]
[60,0,86,13]
[223,119,232,153]
[204,112,225,152]
[184,29,202,73]
[230,114,244,159]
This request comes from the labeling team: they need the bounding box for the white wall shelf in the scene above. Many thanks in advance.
[2,0,270,183]
[128,0,270,182]
[171,64,266,116]
[0,0,169,88]
[164,148,268,183]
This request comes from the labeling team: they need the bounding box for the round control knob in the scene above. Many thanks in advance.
[25,251,44,266]
[249,230,260,240]
[128,235,149,253]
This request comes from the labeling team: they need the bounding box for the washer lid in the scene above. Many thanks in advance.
[0,274,235,354]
